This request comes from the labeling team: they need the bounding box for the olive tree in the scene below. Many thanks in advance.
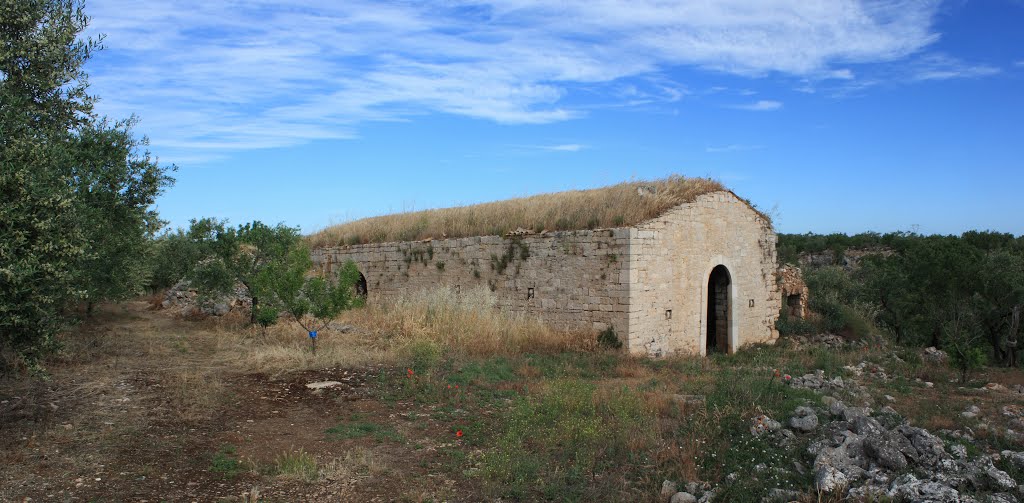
[1,0,173,370]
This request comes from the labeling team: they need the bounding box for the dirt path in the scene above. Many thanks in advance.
[0,303,474,502]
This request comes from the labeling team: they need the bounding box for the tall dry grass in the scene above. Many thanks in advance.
[221,285,589,373]
[308,176,729,247]
[342,286,593,357]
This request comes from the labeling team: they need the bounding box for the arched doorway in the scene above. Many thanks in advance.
[355,272,368,299]
[706,265,731,354]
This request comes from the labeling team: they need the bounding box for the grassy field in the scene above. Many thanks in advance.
[2,290,1023,501]
[307,176,731,248]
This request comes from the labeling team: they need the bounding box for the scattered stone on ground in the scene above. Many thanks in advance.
[789,406,819,433]
[669,491,697,503]
[305,381,343,390]
[660,480,678,499]
[923,346,949,363]
[963,405,982,419]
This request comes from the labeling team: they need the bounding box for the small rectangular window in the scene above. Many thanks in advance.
[527,288,535,299]
[749,299,755,308]
[665,309,672,320]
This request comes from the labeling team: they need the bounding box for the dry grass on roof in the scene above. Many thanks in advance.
[308,176,738,248]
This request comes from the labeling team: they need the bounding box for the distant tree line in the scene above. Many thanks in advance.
[778,232,1024,370]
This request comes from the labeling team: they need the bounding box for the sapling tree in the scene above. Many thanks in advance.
[943,308,987,384]
[256,244,364,351]
[187,220,301,324]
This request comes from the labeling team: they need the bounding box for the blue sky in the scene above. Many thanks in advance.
[83,0,1024,236]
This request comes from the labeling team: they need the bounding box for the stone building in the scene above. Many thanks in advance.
[311,182,781,356]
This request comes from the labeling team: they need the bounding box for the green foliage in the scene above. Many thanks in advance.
[943,310,987,384]
[187,220,301,323]
[71,118,174,309]
[0,0,173,369]
[148,218,226,290]
[210,445,246,479]
[254,306,279,335]
[781,231,1024,368]
[407,339,443,374]
[775,309,816,336]
[481,379,655,500]
[258,245,364,335]
[326,416,403,442]
[597,326,622,350]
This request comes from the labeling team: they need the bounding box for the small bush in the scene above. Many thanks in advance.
[254,307,279,335]
[597,327,622,350]
[775,310,816,336]
[407,339,443,374]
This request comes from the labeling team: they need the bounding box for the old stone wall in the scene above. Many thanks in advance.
[778,264,809,319]
[311,230,632,335]
[311,191,780,356]
[625,191,780,356]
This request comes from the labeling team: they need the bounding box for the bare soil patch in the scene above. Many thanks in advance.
[0,302,477,502]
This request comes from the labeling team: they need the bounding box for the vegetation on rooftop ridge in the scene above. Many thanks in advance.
[308,176,735,248]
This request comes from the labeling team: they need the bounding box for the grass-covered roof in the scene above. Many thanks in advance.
[308,176,740,248]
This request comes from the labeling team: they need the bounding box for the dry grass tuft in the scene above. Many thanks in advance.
[216,285,587,373]
[320,446,389,481]
[163,367,227,422]
[218,322,394,375]
[308,176,733,248]
[341,286,593,357]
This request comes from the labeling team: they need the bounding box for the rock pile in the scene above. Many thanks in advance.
[161,280,252,317]
[788,369,848,393]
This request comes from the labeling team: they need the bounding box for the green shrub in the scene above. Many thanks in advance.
[597,327,622,350]
[407,339,443,374]
[254,307,279,335]
[775,310,816,336]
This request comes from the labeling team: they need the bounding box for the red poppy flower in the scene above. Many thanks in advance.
[407,368,414,377]
[456,430,463,438]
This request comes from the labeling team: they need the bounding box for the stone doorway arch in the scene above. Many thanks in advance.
[355,272,368,299]
[706,265,732,354]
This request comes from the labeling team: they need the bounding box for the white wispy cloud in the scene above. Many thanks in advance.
[83,0,945,163]
[540,144,587,152]
[728,100,783,112]
[908,54,1001,81]
[705,144,765,153]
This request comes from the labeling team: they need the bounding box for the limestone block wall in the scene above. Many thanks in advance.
[311,230,632,334]
[778,264,809,319]
[626,192,780,356]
